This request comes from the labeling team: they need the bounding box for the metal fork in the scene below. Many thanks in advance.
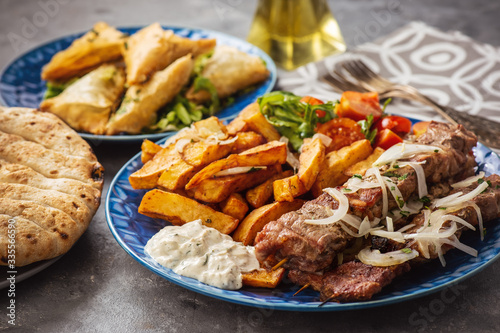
[322,59,500,149]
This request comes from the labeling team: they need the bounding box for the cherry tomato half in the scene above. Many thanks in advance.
[300,96,326,117]
[316,117,366,152]
[374,128,403,150]
[336,91,383,122]
[374,115,412,136]
[412,121,431,138]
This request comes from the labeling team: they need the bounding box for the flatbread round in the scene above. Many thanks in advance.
[0,107,104,267]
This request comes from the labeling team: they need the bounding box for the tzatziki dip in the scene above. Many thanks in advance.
[145,219,260,290]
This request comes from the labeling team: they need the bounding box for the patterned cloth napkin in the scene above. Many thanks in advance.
[276,21,500,128]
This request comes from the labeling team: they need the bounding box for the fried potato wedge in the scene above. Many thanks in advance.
[220,193,249,221]
[311,139,373,197]
[138,189,238,234]
[233,199,304,245]
[182,141,234,167]
[41,22,125,81]
[141,139,163,163]
[343,147,385,177]
[243,108,281,142]
[192,165,281,203]
[191,116,228,139]
[273,174,307,202]
[231,132,266,154]
[129,145,178,189]
[246,170,294,208]
[157,158,201,191]
[298,137,325,190]
[242,268,286,288]
[226,103,259,135]
[185,141,286,189]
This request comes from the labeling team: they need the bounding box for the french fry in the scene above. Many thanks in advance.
[185,141,286,190]
[242,268,285,288]
[231,131,266,154]
[129,145,179,189]
[297,137,325,190]
[220,193,249,221]
[233,199,304,245]
[192,165,282,203]
[311,139,373,197]
[246,170,294,208]
[273,174,307,202]
[141,139,163,163]
[138,189,239,234]
[343,147,385,177]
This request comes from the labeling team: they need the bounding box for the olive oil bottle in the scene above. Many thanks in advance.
[247,0,346,70]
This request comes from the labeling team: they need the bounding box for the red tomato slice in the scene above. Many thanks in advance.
[300,96,326,117]
[374,129,403,150]
[336,91,383,122]
[316,118,366,152]
[412,121,431,138]
[300,96,324,105]
[374,115,412,136]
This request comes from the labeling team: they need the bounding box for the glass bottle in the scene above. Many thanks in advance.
[247,0,346,70]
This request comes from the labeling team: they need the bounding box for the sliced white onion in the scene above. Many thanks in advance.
[304,188,349,225]
[451,172,485,189]
[312,133,332,147]
[433,192,464,208]
[400,162,428,198]
[280,136,300,171]
[214,166,266,177]
[370,230,405,243]
[440,214,476,231]
[397,223,416,233]
[386,216,394,232]
[217,135,239,145]
[357,216,373,236]
[441,235,478,257]
[373,143,442,167]
[357,247,419,267]
[367,167,388,217]
[341,214,362,229]
[433,181,489,208]
[344,176,381,192]
[175,138,192,153]
[468,201,484,241]
[382,176,405,209]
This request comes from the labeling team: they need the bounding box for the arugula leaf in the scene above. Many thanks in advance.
[357,114,377,143]
[257,91,336,151]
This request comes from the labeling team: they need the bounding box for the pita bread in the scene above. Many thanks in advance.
[0,107,104,266]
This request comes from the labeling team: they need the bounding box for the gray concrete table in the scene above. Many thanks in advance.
[1,1,500,332]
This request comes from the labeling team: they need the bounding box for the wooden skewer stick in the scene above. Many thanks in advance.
[293,283,311,296]
[318,294,336,307]
[271,258,288,271]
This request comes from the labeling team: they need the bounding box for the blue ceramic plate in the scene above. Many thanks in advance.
[105,123,500,311]
[0,26,276,143]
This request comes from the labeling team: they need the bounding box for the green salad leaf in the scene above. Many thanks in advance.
[257,91,336,151]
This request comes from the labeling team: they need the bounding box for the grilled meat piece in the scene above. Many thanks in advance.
[299,175,500,303]
[288,261,411,302]
[255,122,478,272]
